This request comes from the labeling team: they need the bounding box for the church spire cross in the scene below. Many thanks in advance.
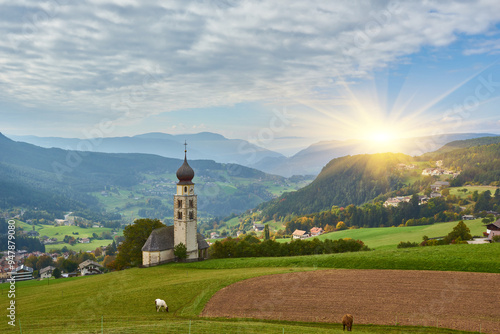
[184,141,187,159]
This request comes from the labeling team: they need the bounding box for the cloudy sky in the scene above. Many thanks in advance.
[1,0,500,154]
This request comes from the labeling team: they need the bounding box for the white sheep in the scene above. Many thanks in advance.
[155,299,169,312]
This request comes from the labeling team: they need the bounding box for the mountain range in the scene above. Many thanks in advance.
[0,133,285,218]
[8,132,498,177]
[7,132,284,169]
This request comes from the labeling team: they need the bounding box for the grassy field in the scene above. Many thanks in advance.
[3,243,498,333]
[314,219,486,250]
[448,185,499,198]
[14,220,118,252]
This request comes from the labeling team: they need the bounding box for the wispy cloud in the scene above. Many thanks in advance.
[1,0,500,136]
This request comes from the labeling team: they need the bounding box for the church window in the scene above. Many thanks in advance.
[184,186,187,193]
[177,211,182,219]
[177,199,182,208]
[189,200,193,208]
[189,211,194,220]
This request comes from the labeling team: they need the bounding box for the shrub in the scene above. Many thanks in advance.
[397,241,420,248]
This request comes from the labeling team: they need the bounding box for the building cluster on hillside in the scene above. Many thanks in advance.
[292,227,324,239]
[396,163,417,170]
[422,167,460,177]
[383,181,452,207]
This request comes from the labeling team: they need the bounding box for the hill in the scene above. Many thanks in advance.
[432,135,500,153]
[7,131,285,167]
[0,133,306,219]
[251,133,497,176]
[261,153,413,218]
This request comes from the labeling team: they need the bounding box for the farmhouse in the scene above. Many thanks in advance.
[292,229,308,239]
[431,181,450,192]
[486,219,500,241]
[310,227,323,236]
[142,147,209,267]
[253,223,265,232]
[78,260,103,276]
[40,266,56,279]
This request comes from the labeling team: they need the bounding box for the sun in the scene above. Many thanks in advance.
[368,131,394,143]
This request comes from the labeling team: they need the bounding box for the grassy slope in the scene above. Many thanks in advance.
[3,244,498,333]
[15,220,117,252]
[315,219,485,250]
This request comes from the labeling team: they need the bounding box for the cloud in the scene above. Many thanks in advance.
[1,0,500,135]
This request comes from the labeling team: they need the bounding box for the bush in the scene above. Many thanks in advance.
[397,241,420,248]
[493,235,500,243]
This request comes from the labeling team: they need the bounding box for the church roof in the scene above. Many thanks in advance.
[176,148,194,185]
[141,226,209,251]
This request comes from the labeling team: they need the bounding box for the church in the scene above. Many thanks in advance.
[141,146,209,267]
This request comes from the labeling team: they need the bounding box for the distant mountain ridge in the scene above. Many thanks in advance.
[7,132,285,168]
[251,133,498,176]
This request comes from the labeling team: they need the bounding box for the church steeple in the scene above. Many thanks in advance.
[174,143,198,260]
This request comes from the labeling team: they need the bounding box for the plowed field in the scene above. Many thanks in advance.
[202,269,500,333]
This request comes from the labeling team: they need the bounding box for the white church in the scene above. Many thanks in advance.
[141,146,209,267]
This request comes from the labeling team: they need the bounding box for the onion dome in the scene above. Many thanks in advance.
[176,143,194,184]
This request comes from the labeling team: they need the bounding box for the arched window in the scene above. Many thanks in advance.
[177,211,182,219]
[189,211,194,220]
[184,186,187,193]
[177,199,182,208]
[189,200,194,208]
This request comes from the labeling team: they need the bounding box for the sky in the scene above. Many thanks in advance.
[1,0,500,155]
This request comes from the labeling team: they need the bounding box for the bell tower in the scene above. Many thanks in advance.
[173,142,198,260]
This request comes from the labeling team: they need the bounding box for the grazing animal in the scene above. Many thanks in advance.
[342,314,353,331]
[155,299,169,312]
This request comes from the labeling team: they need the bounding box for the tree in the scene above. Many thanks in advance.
[264,224,270,240]
[444,221,472,244]
[52,268,62,279]
[441,188,450,197]
[174,243,187,261]
[36,255,54,271]
[61,259,78,273]
[336,221,347,230]
[115,218,165,268]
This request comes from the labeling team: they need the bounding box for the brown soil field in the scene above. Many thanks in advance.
[201,269,500,333]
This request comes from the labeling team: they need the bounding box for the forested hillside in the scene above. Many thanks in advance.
[424,142,500,186]
[432,135,500,153]
[261,153,413,218]
[0,133,288,218]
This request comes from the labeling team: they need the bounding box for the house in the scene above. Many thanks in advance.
[292,229,308,239]
[431,181,450,192]
[210,232,220,239]
[10,265,34,281]
[430,192,442,198]
[40,266,56,279]
[236,231,244,237]
[78,260,103,276]
[27,230,39,237]
[486,219,500,240]
[310,227,324,236]
[80,238,90,244]
[253,223,265,232]
[462,215,476,220]
[142,150,210,267]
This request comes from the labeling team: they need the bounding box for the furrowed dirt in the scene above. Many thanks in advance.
[201,269,500,333]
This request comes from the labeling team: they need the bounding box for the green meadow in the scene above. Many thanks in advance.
[1,243,498,333]
[14,220,118,252]
[315,218,486,250]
